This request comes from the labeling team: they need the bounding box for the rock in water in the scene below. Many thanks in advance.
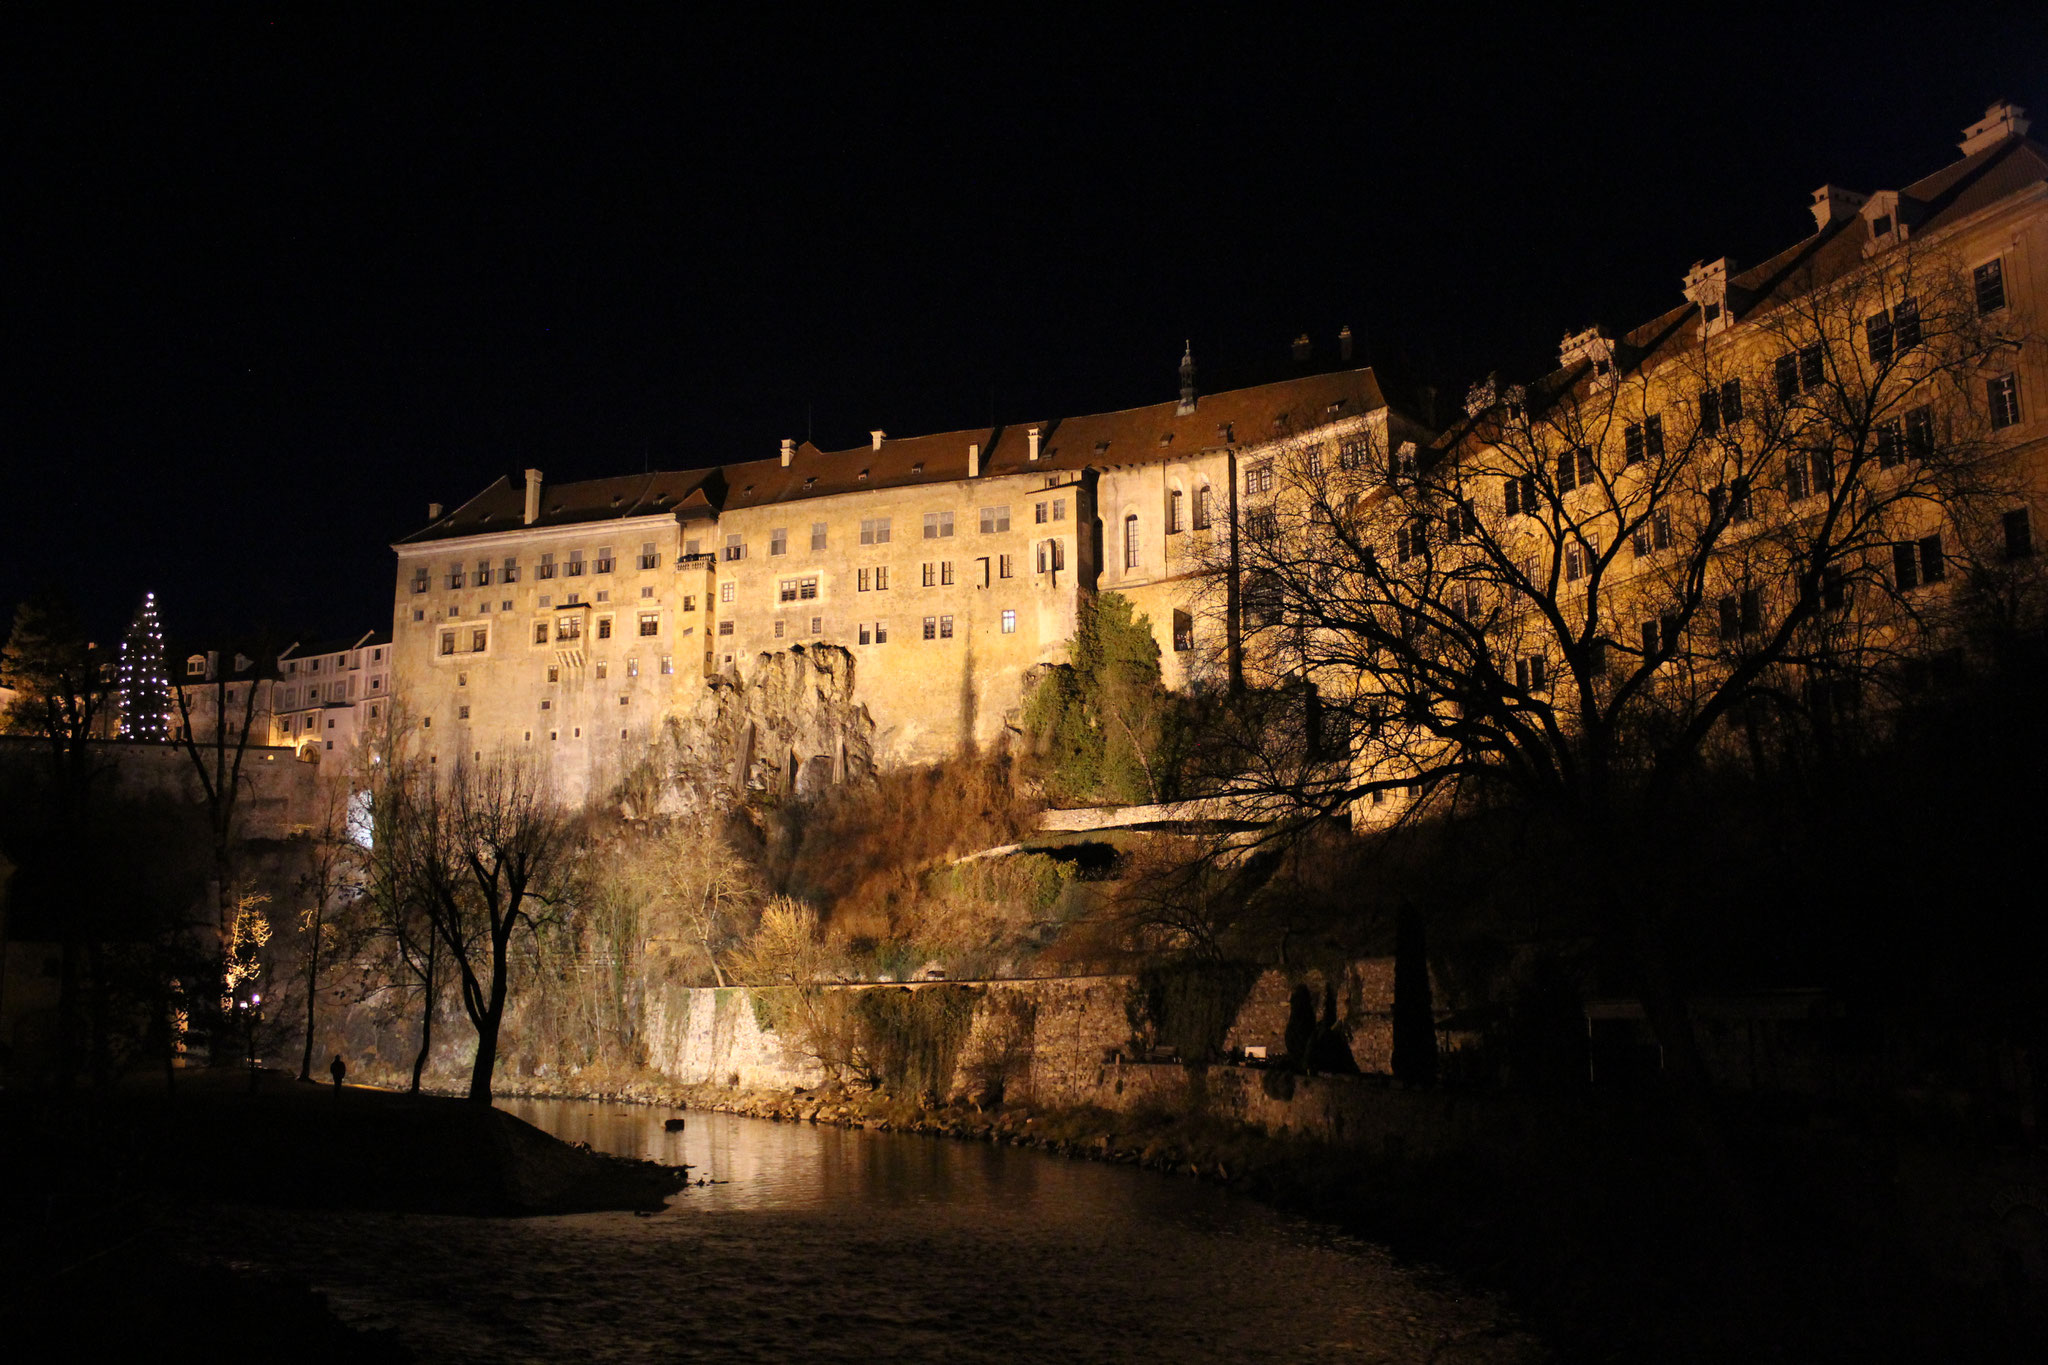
[663,1117,686,1132]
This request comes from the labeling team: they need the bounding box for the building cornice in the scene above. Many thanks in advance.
[392,512,687,558]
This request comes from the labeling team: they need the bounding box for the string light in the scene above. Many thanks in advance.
[119,589,170,742]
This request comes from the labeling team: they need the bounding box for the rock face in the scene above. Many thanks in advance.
[655,644,875,813]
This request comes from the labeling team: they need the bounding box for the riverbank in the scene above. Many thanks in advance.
[0,1069,690,1362]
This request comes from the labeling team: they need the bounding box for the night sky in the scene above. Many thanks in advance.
[8,10,2045,645]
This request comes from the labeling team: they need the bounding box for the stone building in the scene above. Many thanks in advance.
[392,362,1427,800]
[271,631,393,758]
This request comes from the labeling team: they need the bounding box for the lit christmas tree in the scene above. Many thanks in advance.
[118,591,171,742]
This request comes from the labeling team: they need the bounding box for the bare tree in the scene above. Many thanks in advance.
[632,816,763,987]
[294,784,361,1081]
[395,751,578,1103]
[1198,232,2033,1109]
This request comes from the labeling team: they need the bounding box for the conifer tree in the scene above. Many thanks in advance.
[117,591,169,742]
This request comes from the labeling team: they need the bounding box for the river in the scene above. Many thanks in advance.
[175,1096,1543,1362]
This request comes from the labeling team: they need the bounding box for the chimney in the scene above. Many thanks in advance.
[967,442,981,478]
[1338,325,1354,363]
[1809,184,1870,232]
[1960,101,2030,157]
[427,502,443,520]
[870,430,886,451]
[1291,333,1313,363]
[522,468,543,526]
[1176,342,1197,416]
[780,438,795,467]
[1027,426,1042,461]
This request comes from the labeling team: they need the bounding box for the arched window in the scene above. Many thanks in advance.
[1193,484,1213,530]
[1123,514,1140,570]
[1168,487,1185,534]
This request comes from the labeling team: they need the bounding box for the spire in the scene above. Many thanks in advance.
[1176,341,1197,416]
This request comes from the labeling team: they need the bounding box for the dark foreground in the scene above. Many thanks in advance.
[0,1069,687,1360]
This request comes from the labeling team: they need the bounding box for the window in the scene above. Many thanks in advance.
[1306,448,1325,478]
[858,569,871,592]
[1446,498,1478,541]
[440,631,456,656]
[639,542,659,569]
[556,616,581,641]
[1504,474,1537,516]
[781,578,802,602]
[875,566,890,590]
[597,617,612,639]
[860,517,891,545]
[446,565,465,589]
[1717,591,1761,640]
[923,615,938,640]
[1453,582,1484,620]
[941,561,955,586]
[1699,382,1741,434]
[874,621,888,644]
[922,563,936,588]
[1515,656,1547,691]
[923,511,954,538]
[1556,446,1598,490]
[1246,508,1277,538]
[811,523,828,551]
[1337,436,1370,470]
[1776,344,1826,400]
[471,628,488,651]
[412,569,430,594]
[1036,538,1068,573]
[661,655,674,674]
[1904,405,1934,459]
[538,552,556,579]
[1564,537,1596,583]
[1168,489,1185,534]
[1893,534,1945,590]
[1035,501,1048,524]
[998,554,1014,579]
[720,581,736,604]
[1000,609,1016,634]
[1875,418,1904,469]
[1243,572,1281,627]
[533,622,548,644]
[1172,609,1193,652]
[476,561,493,587]
[858,623,871,644]
[627,657,639,677]
[596,660,608,679]
[1867,299,1919,363]
[1975,259,2007,316]
[503,557,520,583]
[718,620,734,636]
[547,665,560,683]
[1786,450,1833,501]
[1391,444,1418,480]
[566,551,584,576]
[1193,486,1212,530]
[1245,461,1274,495]
[1395,519,1426,564]
[800,577,818,600]
[770,528,788,556]
[1623,415,1664,464]
[979,506,1010,533]
[940,615,953,639]
[723,533,745,561]
[1124,515,1140,569]
[639,612,660,636]
[2004,509,2034,559]
[1989,373,2023,429]
[810,616,822,634]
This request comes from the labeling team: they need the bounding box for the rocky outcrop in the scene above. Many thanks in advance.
[649,644,875,814]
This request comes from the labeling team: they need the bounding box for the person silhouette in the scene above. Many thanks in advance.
[328,1053,346,1095]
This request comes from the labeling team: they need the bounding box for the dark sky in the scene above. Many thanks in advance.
[7,9,2045,645]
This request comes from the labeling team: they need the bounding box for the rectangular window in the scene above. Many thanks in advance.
[1035,501,1049,524]
[922,562,936,588]
[476,561,493,586]
[440,631,456,656]
[923,510,955,538]
[1001,609,1017,634]
[1245,461,1274,495]
[639,612,659,636]
[1893,297,1921,351]
[503,557,521,583]
[1395,519,1426,564]
[941,561,955,586]
[923,615,938,640]
[810,616,822,634]
[1504,474,1537,516]
[859,623,871,645]
[2004,508,2033,559]
[1168,489,1185,534]
[412,569,430,593]
[533,622,549,644]
[566,551,584,576]
[1338,437,1369,470]
[1555,446,1597,490]
[547,665,560,683]
[597,617,612,639]
[627,658,639,677]
[1893,534,1945,590]
[1564,538,1595,583]
[979,506,1010,533]
[1698,387,1721,435]
[860,517,892,545]
[661,655,673,674]
[458,705,470,720]
[717,620,734,636]
[1975,259,2007,315]
[1124,518,1140,569]
[471,628,488,651]
[770,527,788,556]
[1989,373,2023,429]
[774,619,786,638]
[999,554,1014,579]
[723,533,745,561]
[720,581,736,603]
[1515,656,1547,691]
[538,552,556,579]
[875,566,889,590]
[874,621,888,644]
[681,595,695,611]
[811,523,828,551]
[799,577,818,600]
[596,660,608,679]
[858,569,871,592]
[639,542,659,569]
[1775,353,1797,402]
[446,565,465,590]
[1904,405,1934,458]
[556,616,581,641]
[1172,609,1193,652]
[940,615,953,639]
[780,579,801,602]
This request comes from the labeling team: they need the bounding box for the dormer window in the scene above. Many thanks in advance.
[1858,191,1917,256]
[1682,259,1741,339]
[1559,327,1616,388]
